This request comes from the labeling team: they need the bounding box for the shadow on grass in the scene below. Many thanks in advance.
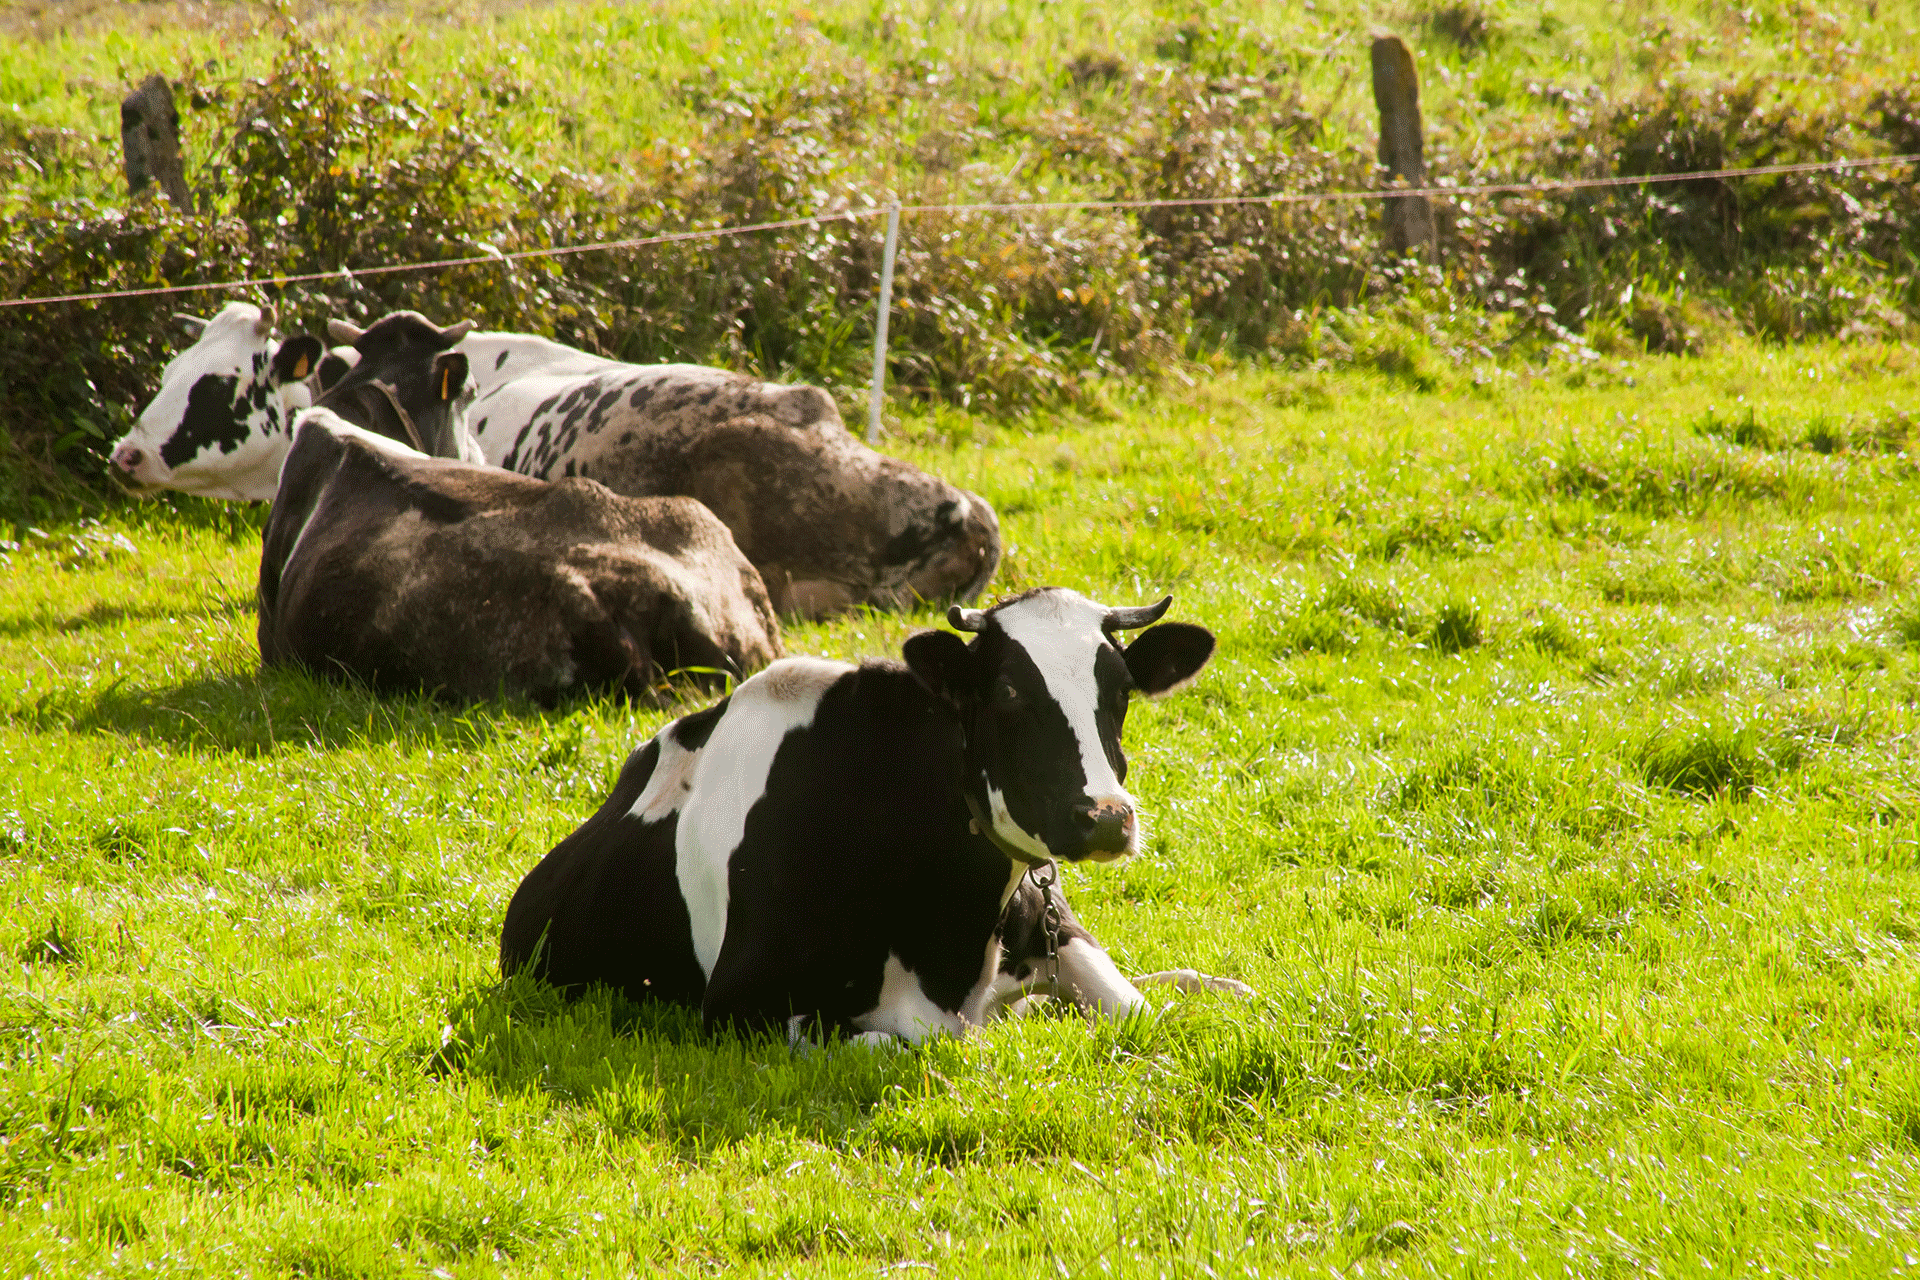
[427,976,917,1156]
[0,595,250,641]
[5,662,562,756]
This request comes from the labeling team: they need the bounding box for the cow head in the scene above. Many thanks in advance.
[110,302,324,501]
[682,420,1002,619]
[317,312,478,460]
[902,588,1215,864]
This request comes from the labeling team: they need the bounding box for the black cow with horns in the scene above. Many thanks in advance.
[499,588,1248,1043]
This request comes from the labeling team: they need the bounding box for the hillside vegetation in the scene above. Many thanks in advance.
[2,0,1919,518]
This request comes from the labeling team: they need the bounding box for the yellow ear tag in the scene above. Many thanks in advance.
[293,355,310,379]
[440,367,452,400]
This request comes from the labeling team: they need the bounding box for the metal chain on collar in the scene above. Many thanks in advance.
[1027,858,1063,976]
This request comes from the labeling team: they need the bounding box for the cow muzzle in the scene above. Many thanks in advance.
[1071,798,1136,861]
[109,442,160,492]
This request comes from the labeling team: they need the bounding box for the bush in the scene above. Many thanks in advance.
[3,19,1918,519]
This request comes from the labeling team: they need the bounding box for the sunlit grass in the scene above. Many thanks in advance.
[2,336,1917,1275]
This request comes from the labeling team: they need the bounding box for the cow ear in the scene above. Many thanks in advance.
[172,313,209,339]
[326,318,366,346]
[432,352,469,402]
[902,629,976,706]
[1123,622,1215,698]
[271,335,324,385]
[315,350,355,393]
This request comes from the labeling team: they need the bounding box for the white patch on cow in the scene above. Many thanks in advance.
[986,937,1148,1023]
[852,954,966,1043]
[993,590,1137,847]
[627,726,701,824]
[978,970,1034,1023]
[985,782,1053,863]
[1052,936,1150,1018]
[675,656,852,978]
[453,331,839,466]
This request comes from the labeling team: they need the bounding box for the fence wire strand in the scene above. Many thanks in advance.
[4,152,1916,310]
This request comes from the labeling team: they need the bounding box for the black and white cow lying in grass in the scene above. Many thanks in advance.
[111,303,1002,620]
[499,588,1248,1043]
[258,336,782,704]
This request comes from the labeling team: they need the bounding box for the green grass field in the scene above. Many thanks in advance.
[4,336,1919,1275]
[5,0,1920,1275]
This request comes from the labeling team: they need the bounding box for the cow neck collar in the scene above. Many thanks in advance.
[368,380,430,453]
[963,790,1050,868]
[949,697,1043,867]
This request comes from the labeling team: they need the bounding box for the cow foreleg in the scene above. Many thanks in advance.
[982,935,1149,1023]
[1053,936,1151,1018]
[1133,969,1259,999]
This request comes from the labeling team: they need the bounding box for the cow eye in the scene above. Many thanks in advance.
[993,678,1021,711]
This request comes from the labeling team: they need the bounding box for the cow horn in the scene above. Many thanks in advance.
[327,318,366,345]
[1105,595,1173,631]
[439,319,476,345]
[947,605,988,632]
[172,313,209,338]
[253,304,277,337]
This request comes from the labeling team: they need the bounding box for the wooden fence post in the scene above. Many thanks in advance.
[121,74,192,212]
[1369,35,1436,256]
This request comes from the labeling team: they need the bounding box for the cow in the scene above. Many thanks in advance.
[258,331,780,702]
[259,411,784,703]
[498,587,1224,1044]
[332,321,1003,619]
[109,302,324,501]
[114,310,1002,619]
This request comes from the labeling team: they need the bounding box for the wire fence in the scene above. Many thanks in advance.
[4,152,1914,311]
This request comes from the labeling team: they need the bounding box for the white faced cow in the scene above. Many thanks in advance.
[498,588,1222,1044]
[109,302,324,501]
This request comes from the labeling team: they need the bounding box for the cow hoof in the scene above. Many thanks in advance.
[787,1013,818,1056]
[849,1031,906,1050]
[1132,969,1259,999]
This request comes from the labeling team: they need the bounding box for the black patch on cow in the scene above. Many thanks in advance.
[670,697,728,751]
[881,517,942,569]
[498,738,709,1005]
[160,373,251,467]
[592,387,622,427]
[698,663,1006,1032]
[696,388,717,406]
[628,384,653,409]
[620,431,635,445]
[495,350,511,370]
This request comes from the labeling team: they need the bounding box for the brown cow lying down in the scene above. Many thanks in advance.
[328,319,1004,619]
[258,410,783,703]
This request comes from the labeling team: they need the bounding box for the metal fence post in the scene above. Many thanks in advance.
[867,202,900,443]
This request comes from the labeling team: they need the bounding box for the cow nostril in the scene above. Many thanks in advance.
[1073,800,1135,849]
[115,447,144,472]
